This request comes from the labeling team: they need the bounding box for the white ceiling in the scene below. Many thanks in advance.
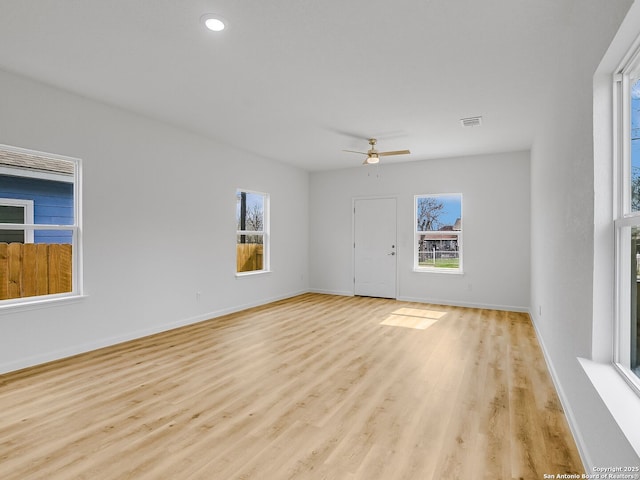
[0,0,577,171]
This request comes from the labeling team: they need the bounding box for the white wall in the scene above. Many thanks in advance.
[530,0,639,469]
[2,0,638,468]
[0,68,309,374]
[309,151,530,311]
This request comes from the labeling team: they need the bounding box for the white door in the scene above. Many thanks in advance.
[354,198,397,298]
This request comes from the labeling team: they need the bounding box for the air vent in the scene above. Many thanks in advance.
[460,116,483,127]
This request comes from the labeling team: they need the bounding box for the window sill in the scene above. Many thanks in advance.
[0,293,88,314]
[413,267,464,275]
[578,357,640,457]
[235,270,271,278]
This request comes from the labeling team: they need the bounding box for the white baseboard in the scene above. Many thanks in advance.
[0,290,528,375]
[527,308,591,472]
[397,295,529,312]
[308,288,354,297]
[0,289,308,375]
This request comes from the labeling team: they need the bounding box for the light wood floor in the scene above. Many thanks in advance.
[0,293,583,479]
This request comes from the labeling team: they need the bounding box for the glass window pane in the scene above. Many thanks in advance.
[416,194,461,232]
[0,230,72,300]
[416,194,462,270]
[236,234,264,272]
[418,233,460,268]
[0,205,25,242]
[236,191,264,232]
[0,229,24,243]
[631,226,640,379]
[0,167,75,226]
[236,190,268,274]
[630,78,640,212]
[0,145,80,305]
[0,205,24,223]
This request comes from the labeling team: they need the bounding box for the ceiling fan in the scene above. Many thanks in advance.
[343,138,410,165]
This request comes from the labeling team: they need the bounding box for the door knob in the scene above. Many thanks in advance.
[388,252,396,256]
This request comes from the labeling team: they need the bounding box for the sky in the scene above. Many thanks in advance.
[632,79,640,197]
[436,194,462,227]
[420,193,461,228]
[236,191,264,229]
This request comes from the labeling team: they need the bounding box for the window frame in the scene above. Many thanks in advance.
[0,144,83,309]
[0,197,34,243]
[613,50,640,395]
[235,188,270,276]
[413,193,463,274]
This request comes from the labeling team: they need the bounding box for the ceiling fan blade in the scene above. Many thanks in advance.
[343,149,368,155]
[378,150,411,156]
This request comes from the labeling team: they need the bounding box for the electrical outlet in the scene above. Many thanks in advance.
[196,291,202,301]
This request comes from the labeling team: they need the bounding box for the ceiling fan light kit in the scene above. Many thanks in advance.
[343,138,410,165]
[364,154,380,165]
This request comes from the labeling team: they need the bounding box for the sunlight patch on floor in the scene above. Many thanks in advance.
[380,307,448,330]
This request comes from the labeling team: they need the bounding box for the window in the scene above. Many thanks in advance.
[0,144,81,305]
[414,193,462,273]
[614,51,640,388]
[0,198,34,243]
[236,189,269,274]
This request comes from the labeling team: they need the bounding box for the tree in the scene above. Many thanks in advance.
[417,197,444,231]
[237,191,264,244]
[245,203,263,231]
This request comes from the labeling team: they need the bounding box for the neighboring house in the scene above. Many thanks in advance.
[419,218,461,252]
[0,150,74,244]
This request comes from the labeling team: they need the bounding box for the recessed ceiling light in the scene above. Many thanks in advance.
[201,14,226,32]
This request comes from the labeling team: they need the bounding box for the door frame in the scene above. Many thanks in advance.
[352,195,399,298]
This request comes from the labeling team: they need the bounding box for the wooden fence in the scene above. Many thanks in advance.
[237,244,263,272]
[0,243,72,300]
